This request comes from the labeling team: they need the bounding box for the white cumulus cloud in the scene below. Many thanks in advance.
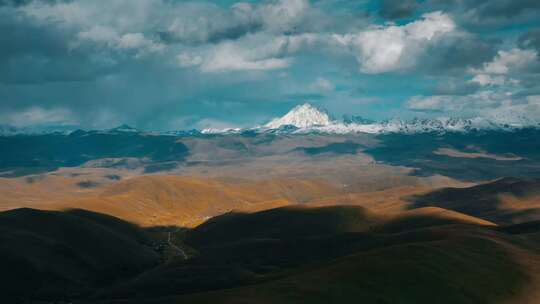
[182,33,317,73]
[470,48,538,86]
[258,0,310,33]
[470,48,537,87]
[475,48,537,75]
[333,11,456,73]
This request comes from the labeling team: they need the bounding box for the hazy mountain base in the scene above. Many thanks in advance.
[366,130,540,181]
[2,129,540,182]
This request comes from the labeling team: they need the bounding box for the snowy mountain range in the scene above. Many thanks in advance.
[203,103,540,135]
[2,103,540,136]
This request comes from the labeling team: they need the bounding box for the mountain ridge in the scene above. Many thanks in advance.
[2,103,540,136]
[207,103,540,135]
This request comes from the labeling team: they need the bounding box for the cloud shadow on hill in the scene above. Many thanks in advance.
[0,205,537,303]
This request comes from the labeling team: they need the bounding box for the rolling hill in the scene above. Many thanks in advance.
[407,177,540,224]
[0,208,159,302]
[92,204,540,304]
[3,201,540,303]
[3,175,341,227]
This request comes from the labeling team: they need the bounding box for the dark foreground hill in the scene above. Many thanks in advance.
[2,205,540,303]
[0,209,159,302]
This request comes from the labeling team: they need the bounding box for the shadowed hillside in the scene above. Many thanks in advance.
[185,205,380,247]
[93,205,540,304]
[169,230,533,304]
[0,209,160,302]
[3,200,540,303]
[407,177,540,224]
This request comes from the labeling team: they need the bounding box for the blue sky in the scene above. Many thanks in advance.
[1,0,540,130]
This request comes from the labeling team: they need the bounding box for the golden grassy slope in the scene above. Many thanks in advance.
[7,170,537,230]
[0,170,477,228]
[0,175,345,227]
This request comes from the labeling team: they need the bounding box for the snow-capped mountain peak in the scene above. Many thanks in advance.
[265,103,332,129]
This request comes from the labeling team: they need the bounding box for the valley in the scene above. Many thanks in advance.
[3,105,540,303]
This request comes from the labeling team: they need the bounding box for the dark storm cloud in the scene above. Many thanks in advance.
[160,25,243,45]
[519,28,540,53]
[158,22,262,45]
[467,0,540,20]
[418,34,499,75]
[0,8,113,84]
[153,2,264,46]
[0,0,29,5]
[378,0,418,20]
[157,0,344,46]
[0,0,68,6]
[427,0,540,27]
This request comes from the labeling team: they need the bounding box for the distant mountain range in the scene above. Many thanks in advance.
[203,103,540,135]
[2,103,540,137]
